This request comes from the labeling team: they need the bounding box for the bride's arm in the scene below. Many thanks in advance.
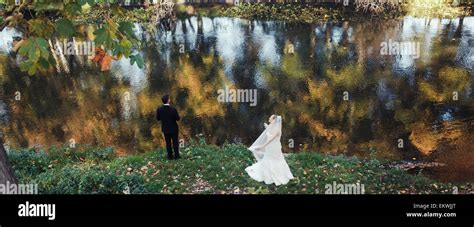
[259,131,280,148]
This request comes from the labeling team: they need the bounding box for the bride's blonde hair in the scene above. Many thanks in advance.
[270,115,281,124]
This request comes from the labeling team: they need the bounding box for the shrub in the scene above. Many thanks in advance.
[8,149,50,180]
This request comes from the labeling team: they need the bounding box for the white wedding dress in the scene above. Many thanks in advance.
[245,116,294,186]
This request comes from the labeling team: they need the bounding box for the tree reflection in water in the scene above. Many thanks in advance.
[0,16,473,181]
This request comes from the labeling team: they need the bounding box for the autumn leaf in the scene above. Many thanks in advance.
[92,48,105,62]
[92,47,113,71]
[100,55,113,71]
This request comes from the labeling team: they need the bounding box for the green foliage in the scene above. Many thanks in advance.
[55,18,76,38]
[78,0,88,6]
[18,37,54,75]
[28,18,55,37]
[93,20,139,61]
[73,5,155,24]
[220,3,369,23]
[219,2,471,22]
[87,0,96,6]
[118,21,134,38]
[8,149,50,181]
[64,3,82,16]
[8,143,464,194]
[8,145,116,180]
[7,2,145,75]
[129,54,144,68]
[93,23,116,49]
[30,1,66,12]
[37,164,149,194]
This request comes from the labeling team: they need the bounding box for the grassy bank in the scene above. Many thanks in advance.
[70,3,472,26]
[73,4,367,25]
[7,143,470,194]
[218,3,472,23]
[218,3,387,23]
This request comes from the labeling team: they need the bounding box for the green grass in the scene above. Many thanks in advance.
[7,143,465,194]
[218,3,404,23]
[70,3,473,26]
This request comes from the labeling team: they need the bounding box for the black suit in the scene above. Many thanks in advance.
[156,105,180,159]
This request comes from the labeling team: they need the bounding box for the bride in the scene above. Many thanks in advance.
[246,115,294,186]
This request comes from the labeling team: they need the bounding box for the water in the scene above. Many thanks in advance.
[0,16,473,181]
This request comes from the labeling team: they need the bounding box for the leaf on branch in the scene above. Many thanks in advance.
[55,18,75,39]
[87,0,96,7]
[32,2,65,12]
[28,19,54,38]
[111,4,126,17]
[38,57,49,69]
[92,47,113,71]
[27,63,38,75]
[65,3,82,16]
[78,0,88,6]
[17,37,51,75]
[2,14,22,30]
[130,54,144,69]
[19,60,32,73]
[113,38,132,59]
[94,25,116,49]
[36,38,49,54]
[28,45,39,62]
[118,22,135,39]
[100,55,113,71]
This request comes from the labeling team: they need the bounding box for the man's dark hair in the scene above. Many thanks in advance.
[162,95,170,104]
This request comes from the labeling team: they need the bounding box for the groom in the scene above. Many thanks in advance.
[156,95,181,160]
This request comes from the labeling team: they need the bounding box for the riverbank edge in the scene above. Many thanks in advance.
[66,3,474,25]
[7,143,472,194]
